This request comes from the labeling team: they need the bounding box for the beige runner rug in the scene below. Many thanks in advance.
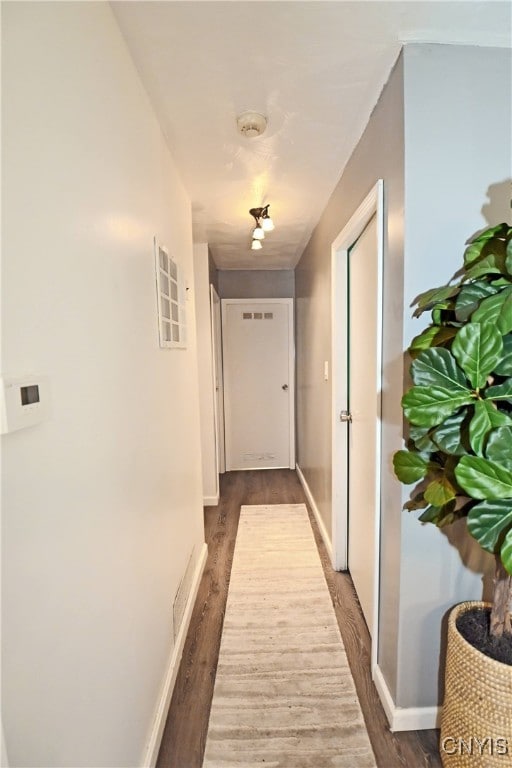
[202,503,377,768]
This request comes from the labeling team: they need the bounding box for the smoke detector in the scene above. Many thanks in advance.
[237,111,267,138]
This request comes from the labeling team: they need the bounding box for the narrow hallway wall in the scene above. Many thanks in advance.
[218,269,295,299]
[295,43,512,717]
[396,42,512,710]
[296,57,406,704]
[1,4,205,766]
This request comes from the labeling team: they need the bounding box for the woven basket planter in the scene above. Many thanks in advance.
[440,601,512,767]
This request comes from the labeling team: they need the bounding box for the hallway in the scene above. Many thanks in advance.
[156,470,441,768]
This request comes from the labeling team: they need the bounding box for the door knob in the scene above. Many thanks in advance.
[282,384,289,390]
[339,410,352,422]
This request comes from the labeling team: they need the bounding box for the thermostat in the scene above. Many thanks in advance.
[0,376,50,434]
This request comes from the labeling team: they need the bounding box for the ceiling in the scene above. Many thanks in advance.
[112,1,511,270]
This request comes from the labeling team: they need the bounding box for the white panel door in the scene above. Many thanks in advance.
[222,299,294,471]
[347,215,380,637]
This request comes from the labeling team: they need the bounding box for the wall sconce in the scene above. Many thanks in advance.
[249,204,275,250]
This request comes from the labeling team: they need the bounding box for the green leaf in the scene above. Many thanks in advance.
[409,424,437,452]
[471,287,512,334]
[506,238,512,275]
[433,327,459,348]
[463,226,510,268]
[418,501,458,526]
[486,378,512,402]
[464,240,489,266]
[463,253,505,282]
[455,281,497,321]
[402,386,474,427]
[470,223,510,243]
[404,492,429,511]
[393,451,429,484]
[418,505,441,523]
[432,410,468,455]
[411,348,469,391]
[409,326,442,354]
[469,400,512,456]
[498,292,512,334]
[432,301,455,325]
[501,529,512,575]
[410,325,459,355]
[494,335,512,375]
[412,285,460,318]
[455,455,512,500]
[486,426,512,470]
[424,476,456,507]
[467,499,512,552]
[451,322,503,389]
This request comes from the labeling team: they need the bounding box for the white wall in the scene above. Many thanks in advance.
[1,724,8,768]
[1,4,204,766]
[193,243,218,505]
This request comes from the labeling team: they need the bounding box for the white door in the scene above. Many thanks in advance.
[331,180,383,674]
[346,214,380,637]
[210,285,225,474]
[222,299,295,471]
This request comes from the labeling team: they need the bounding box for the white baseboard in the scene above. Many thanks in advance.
[142,542,208,767]
[373,664,441,732]
[203,495,219,507]
[296,464,333,561]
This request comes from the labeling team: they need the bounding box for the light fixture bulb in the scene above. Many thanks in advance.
[253,226,265,240]
[261,217,274,232]
[251,239,262,250]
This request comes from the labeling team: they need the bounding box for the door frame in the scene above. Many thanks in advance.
[331,179,384,675]
[210,285,225,476]
[221,298,295,471]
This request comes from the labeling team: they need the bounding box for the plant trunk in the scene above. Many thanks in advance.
[490,553,512,637]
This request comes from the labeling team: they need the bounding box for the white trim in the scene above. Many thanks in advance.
[331,179,384,678]
[208,285,220,500]
[296,465,333,561]
[210,285,225,477]
[142,542,208,768]
[203,494,219,507]
[221,298,295,471]
[373,665,441,732]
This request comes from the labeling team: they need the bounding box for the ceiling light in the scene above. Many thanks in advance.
[261,215,274,232]
[248,204,275,250]
[250,204,274,231]
[237,112,267,138]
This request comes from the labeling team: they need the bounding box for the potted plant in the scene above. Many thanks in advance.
[393,222,512,767]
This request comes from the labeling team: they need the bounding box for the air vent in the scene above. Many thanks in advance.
[173,549,196,640]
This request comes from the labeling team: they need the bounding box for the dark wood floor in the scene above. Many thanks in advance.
[156,469,442,768]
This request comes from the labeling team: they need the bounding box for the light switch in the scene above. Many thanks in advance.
[324,361,329,381]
